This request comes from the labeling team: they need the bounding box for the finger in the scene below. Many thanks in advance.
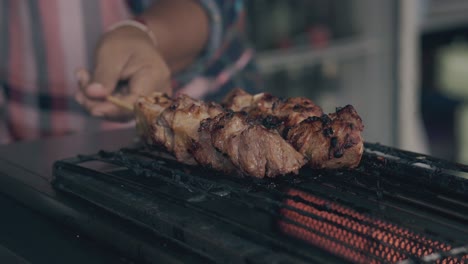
[75,68,90,105]
[85,83,108,99]
[89,94,138,121]
[75,68,90,89]
[75,70,104,112]
[86,83,135,119]
[75,69,94,105]
[87,51,128,99]
[75,90,103,115]
[120,51,172,96]
[76,91,127,119]
[76,81,134,120]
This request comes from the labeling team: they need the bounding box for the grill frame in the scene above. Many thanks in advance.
[52,143,468,263]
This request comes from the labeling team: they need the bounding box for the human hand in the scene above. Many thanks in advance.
[75,25,172,122]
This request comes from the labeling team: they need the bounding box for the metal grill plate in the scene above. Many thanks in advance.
[52,143,468,263]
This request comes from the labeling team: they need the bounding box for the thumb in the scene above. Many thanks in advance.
[85,60,123,99]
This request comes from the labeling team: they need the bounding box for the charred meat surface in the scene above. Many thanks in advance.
[134,92,172,145]
[189,116,236,174]
[151,95,223,165]
[222,89,363,169]
[272,97,323,132]
[221,88,254,111]
[286,105,364,169]
[136,88,364,177]
[249,93,281,116]
[223,90,323,134]
[222,89,279,117]
[209,112,307,178]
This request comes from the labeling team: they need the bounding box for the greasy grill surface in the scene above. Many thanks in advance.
[52,143,468,264]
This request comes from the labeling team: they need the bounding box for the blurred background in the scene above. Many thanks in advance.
[244,0,468,164]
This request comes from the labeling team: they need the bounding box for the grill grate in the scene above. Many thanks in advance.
[279,189,465,264]
[53,143,468,264]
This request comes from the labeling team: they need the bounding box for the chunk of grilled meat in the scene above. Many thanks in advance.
[153,95,224,165]
[134,92,172,145]
[222,88,254,111]
[208,111,307,178]
[223,90,279,116]
[190,117,237,174]
[286,105,364,169]
[272,97,323,133]
[222,89,323,134]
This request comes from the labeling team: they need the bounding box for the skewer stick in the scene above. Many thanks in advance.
[107,95,134,111]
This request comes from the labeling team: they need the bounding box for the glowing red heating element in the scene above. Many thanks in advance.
[278,189,467,264]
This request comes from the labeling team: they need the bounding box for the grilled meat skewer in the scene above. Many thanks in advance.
[134,88,364,176]
[135,93,306,177]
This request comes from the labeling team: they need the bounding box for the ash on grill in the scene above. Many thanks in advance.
[53,143,468,264]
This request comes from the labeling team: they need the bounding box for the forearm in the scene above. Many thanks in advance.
[141,0,210,73]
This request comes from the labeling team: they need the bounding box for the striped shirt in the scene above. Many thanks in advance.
[0,0,260,144]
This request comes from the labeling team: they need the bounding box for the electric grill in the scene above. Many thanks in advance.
[52,142,468,264]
